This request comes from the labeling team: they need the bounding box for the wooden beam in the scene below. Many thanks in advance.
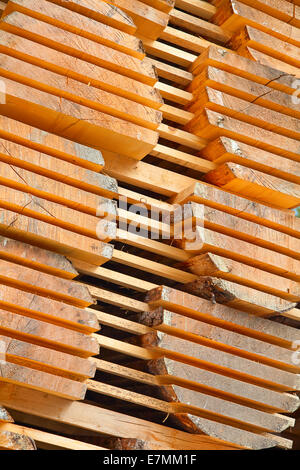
[103,0,170,40]
[191,45,297,95]
[0,31,162,109]
[5,0,145,58]
[201,137,300,185]
[205,162,300,209]
[103,152,196,196]
[86,379,294,439]
[1,334,96,381]
[0,51,162,131]
[171,182,300,239]
[178,202,300,261]
[45,0,138,35]
[213,0,300,47]
[188,87,300,142]
[0,11,157,85]
[0,307,99,358]
[183,252,300,303]
[229,25,300,72]
[0,423,106,450]
[191,109,300,166]
[0,362,87,400]
[0,75,158,160]
[93,357,299,414]
[0,383,244,449]
[175,0,216,20]
[147,286,300,350]
[170,8,230,43]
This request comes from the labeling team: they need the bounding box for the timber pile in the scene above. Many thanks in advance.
[0,0,299,451]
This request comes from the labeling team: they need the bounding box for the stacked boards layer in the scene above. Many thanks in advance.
[0,0,299,451]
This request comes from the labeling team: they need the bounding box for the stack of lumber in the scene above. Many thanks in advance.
[172,181,300,317]
[187,46,300,209]
[0,116,118,262]
[68,283,299,449]
[212,0,300,77]
[0,236,101,400]
[0,0,299,452]
[0,0,162,159]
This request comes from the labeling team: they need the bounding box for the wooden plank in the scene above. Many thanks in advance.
[0,236,78,280]
[0,362,87,400]
[143,307,299,372]
[147,286,300,349]
[205,162,300,209]
[140,36,197,68]
[213,0,300,47]
[175,0,216,20]
[178,202,300,261]
[150,144,216,172]
[180,270,296,316]
[94,357,300,414]
[140,0,175,14]
[0,76,159,161]
[0,429,36,450]
[0,383,244,449]
[161,103,193,125]
[0,183,115,244]
[0,154,115,216]
[104,0,170,40]
[0,423,105,450]
[171,182,300,239]
[92,310,152,335]
[0,257,93,307]
[86,379,294,437]
[94,334,156,361]
[44,0,138,35]
[0,209,114,266]
[229,0,296,26]
[0,51,162,131]
[112,250,195,282]
[150,58,193,86]
[73,261,157,292]
[181,224,299,284]
[0,11,157,85]
[0,115,105,173]
[156,82,192,106]
[0,240,99,332]
[89,286,149,313]
[183,252,300,303]
[89,290,299,390]
[0,284,98,333]
[244,47,300,77]
[191,45,297,95]
[188,66,300,121]
[158,123,206,150]
[139,324,300,392]
[201,137,300,185]
[0,31,162,109]
[0,308,99,358]
[191,109,300,166]
[5,0,145,59]
[229,25,300,71]
[104,153,196,197]
[0,137,118,201]
[188,87,300,143]
[115,229,189,261]
[170,8,230,43]
[0,335,96,381]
